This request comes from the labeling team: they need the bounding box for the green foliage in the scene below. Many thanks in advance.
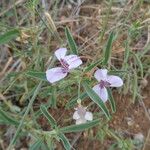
[25,70,47,81]
[131,51,143,78]
[40,105,57,128]
[8,82,43,150]
[1,1,149,149]
[29,139,43,150]
[65,27,78,55]
[66,92,88,108]
[82,81,111,119]
[26,0,40,11]
[0,109,19,126]
[60,119,100,133]
[0,29,20,45]
[107,88,116,113]
[103,32,115,65]
[84,60,102,73]
[129,21,141,41]
[59,133,71,150]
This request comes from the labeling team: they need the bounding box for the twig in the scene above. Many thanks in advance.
[0,93,12,110]
[0,0,25,17]
[7,81,43,150]
[0,59,21,84]
[142,129,150,150]
[71,132,82,148]
[0,57,13,77]
[139,99,150,122]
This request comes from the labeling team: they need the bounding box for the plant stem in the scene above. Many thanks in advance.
[7,81,43,150]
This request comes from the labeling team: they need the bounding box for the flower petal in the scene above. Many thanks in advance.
[73,111,80,120]
[85,111,93,121]
[76,118,86,125]
[94,69,108,81]
[92,84,108,102]
[46,67,67,83]
[55,48,67,60]
[107,75,123,87]
[64,55,82,69]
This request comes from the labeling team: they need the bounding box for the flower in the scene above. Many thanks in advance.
[92,69,123,102]
[46,48,82,83]
[73,105,93,125]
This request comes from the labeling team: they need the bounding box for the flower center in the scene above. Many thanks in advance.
[60,59,69,73]
[77,106,86,118]
[99,80,111,89]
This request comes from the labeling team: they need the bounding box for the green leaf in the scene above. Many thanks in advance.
[26,0,40,10]
[109,70,127,75]
[0,29,20,45]
[29,139,43,150]
[50,87,57,108]
[65,92,88,109]
[0,109,19,126]
[25,70,47,81]
[131,51,143,78]
[8,82,43,149]
[139,44,150,58]
[60,119,100,133]
[82,81,111,119]
[107,88,116,113]
[124,41,130,64]
[40,105,57,128]
[84,60,102,73]
[59,133,71,150]
[65,27,78,55]
[132,70,138,103]
[103,32,115,65]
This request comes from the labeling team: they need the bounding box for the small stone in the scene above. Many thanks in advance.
[135,124,140,128]
[140,78,148,88]
[134,133,144,143]
[134,110,138,114]
[148,109,150,115]
[113,121,116,125]
[125,117,134,126]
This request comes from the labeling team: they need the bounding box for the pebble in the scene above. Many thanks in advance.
[125,117,134,126]
[134,133,144,143]
[140,78,148,88]
[148,108,150,115]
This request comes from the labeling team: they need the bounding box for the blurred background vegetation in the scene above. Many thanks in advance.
[0,0,150,150]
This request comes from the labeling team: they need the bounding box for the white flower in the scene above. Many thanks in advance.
[73,105,93,125]
[46,48,82,83]
[93,69,123,102]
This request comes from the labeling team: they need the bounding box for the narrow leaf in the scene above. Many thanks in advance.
[65,92,88,109]
[59,133,71,150]
[131,51,143,78]
[109,70,127,75]
[26,70,47,81]
[29,139,43,150]
[8,82,43,149]
[84,60,102,73]
[40,105,57,128]
[107,88,116,113]
[82,81,111,119]
[0,109,19,126]
[103,32,115,65]
[65,27,78,55]
[0,29,20,45]
[50,86,56,108]
[132,70,138,103]
[60,119,100,133]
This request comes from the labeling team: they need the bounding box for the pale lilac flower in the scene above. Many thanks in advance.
[73,105,93,125]
[46,48,82,83]
[92,69,123,103]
